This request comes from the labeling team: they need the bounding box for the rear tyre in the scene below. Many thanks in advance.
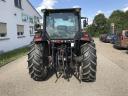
[28,42,48,81]
[80,42,97,82]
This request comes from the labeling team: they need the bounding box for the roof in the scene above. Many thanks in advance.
[26,0,42,18]
[42,8,81,13]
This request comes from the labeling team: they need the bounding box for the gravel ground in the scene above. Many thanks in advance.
[0,38,128,96]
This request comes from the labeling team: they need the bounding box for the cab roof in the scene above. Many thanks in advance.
[41,8,81,13]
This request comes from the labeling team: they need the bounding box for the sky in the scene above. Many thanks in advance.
[29,0,128,24]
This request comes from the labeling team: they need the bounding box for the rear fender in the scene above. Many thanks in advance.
[34,31,43,42]
[80,32,92,42]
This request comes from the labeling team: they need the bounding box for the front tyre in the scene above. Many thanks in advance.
[27,42,48,81]
[80,42,97,82]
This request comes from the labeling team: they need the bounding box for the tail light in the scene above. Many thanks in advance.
[34,33,43,42]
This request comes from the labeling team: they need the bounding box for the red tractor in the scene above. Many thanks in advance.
[27,8,97,82]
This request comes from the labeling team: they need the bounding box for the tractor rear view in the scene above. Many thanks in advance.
[27,8,97,82]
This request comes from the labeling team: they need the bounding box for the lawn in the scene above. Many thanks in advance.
[0,47,29,67]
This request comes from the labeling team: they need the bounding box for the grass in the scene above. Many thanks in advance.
[0,46,29,67]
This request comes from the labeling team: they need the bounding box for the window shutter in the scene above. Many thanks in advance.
[17,25,24,32]
[0,23,7,33]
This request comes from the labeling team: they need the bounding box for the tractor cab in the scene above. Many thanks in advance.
[35,8,88,40]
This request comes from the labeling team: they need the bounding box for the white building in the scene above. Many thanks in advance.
[0,0,41,53]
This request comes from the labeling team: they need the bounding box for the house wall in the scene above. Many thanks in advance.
[0,0,41,53]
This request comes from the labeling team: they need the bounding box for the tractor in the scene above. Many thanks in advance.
[27,8,97,82]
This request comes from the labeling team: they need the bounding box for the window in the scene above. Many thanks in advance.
[29,17,34,24]
[34,16,39,23]
[17,25,24,36]
[1,0,6,2]
[14,0,22,9]
[29,26,34,35]
[46,13,79,39]
[0,23,7,37]
[125,31,128,37]
[22,13,28,22]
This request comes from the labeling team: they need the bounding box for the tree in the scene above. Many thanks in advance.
[86,14,110,37]
[124,11,128,29]
[86,10,128,37]
[86,24,96,37]
[109,10,125,33]
[93,14,110,34]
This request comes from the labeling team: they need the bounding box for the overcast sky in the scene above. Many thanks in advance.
[29,0,128,24]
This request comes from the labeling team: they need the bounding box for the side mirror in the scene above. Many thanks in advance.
[34,24,41,31]
[83,18,88,27]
